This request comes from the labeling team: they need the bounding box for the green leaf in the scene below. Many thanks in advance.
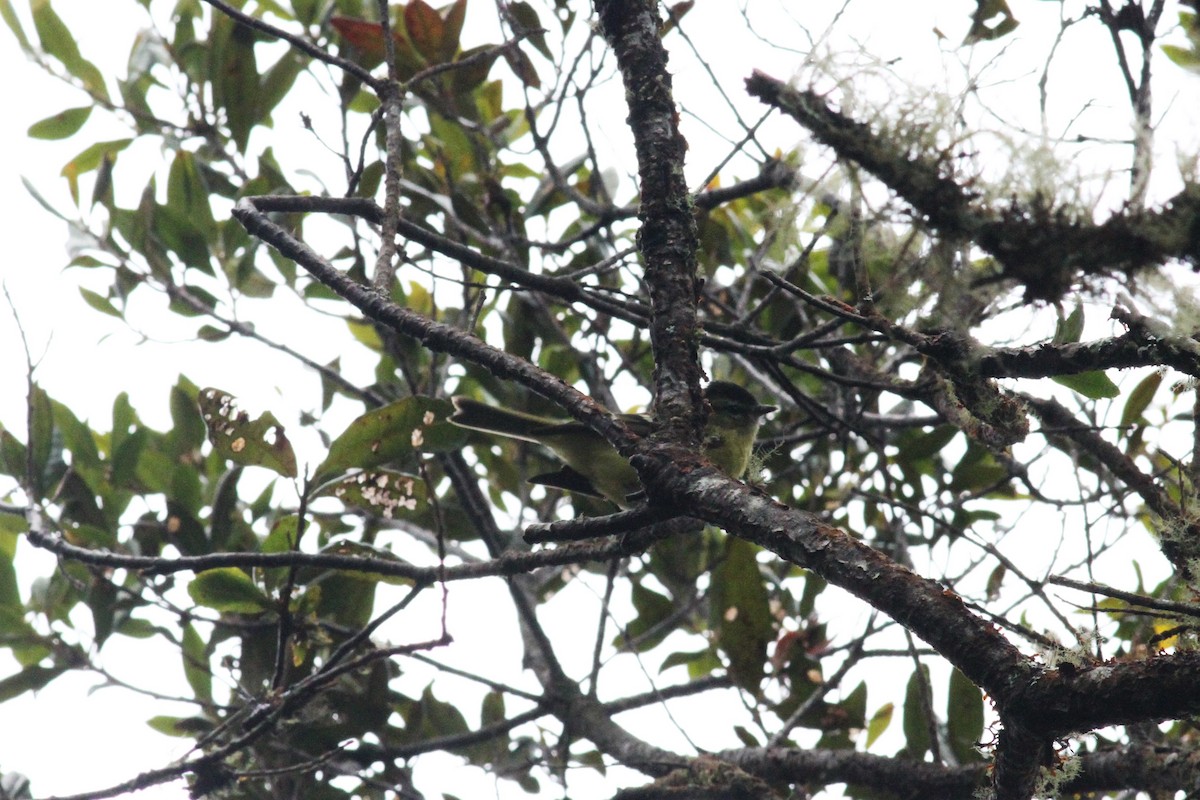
[198,388,297,478]
[709,537,772,694]
[28,384,56,500]
[0,0,32,51]
[313,539,413,586]
[188,568,272,614]
[946,668,984,762]
[896,425,957,462]
[1119,371,1161,429]
[60,139,132,206]
[146,715,214,737]
[168,377,207,458]
[0,428,28,482]
[27,106,92,140]
[1162,43,1200,71]
[259,48,308,120]
[1051,371,1119,399]
[291,0,320,26]
[21,176,69,222]
[212,15,260,152]
[865,702,893,747]
[901,665,932,758]
[659,648,721,679]
[985,563,1006,601]
[317,470,429,519]
[0,527,22,612]
[310,573,376,627]
[963,0,1019,44]
[481,690,505,726]
[78,287,121,318]
[166,150,216,241]
[0,664,67,702]
[620,582,674,653]
[182,623,212,703]
[1052,302,1084,345]
[313,396,465,484]
[31,0,109,100]
[502,46,540,89]
[410,685,470,741]
[509,1,551,58]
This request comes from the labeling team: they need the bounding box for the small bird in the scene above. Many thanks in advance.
[449,381,776,507]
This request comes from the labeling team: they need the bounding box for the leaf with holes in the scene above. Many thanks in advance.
[313,396,464,484]
[198,388,297,478]
[317,470,428,520]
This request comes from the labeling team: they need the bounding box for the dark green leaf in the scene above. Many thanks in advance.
[502,46,540,89]
[167,151,216,241]
[317,470,429,520]
[620,582,674,653]
[902,665,932,758]
[29,384,55,500]
[509,1,550,58]
[0,664,68,702]
[146,715,215,737]
[198,388,297,478]
[212,16,259,152]
[1120,371,1161,429]
[947,668,984,762]
[963,0,1019,44]
[709,537,772,694]
[896,425,957,462]
[313,539,413,586]
[313,396,465,484]
[259,48,308,119]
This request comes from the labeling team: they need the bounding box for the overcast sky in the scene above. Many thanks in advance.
[3,2,1200,798]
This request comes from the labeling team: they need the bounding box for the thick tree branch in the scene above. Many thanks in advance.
[595,0,705,434]
[719,743,1200,800]
[746,70,1200,302]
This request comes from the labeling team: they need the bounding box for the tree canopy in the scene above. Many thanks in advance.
[4,1,1200,799]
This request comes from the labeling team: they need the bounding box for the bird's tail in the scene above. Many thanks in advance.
[449,397,560,442]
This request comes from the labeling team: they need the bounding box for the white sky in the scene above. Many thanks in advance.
[2,2,1200,798]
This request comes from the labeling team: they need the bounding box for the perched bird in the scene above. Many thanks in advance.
[449,381,775,507]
